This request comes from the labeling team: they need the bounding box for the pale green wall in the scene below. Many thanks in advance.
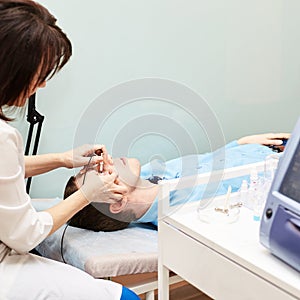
[14,0,300,198]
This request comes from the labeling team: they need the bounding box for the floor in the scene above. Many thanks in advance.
[113,273,212,300]
[147,281,212,300]
[167,282,212,300]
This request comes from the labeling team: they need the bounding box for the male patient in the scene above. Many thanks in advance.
[64,133,289,232]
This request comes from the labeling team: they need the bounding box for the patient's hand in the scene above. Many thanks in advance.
[237,133,290,146]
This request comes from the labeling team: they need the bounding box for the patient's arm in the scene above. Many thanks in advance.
[237,133,290,146]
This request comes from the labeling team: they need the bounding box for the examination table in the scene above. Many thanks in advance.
[32,202,182,299]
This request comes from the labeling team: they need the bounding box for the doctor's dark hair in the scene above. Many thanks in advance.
[0,0,72,121]
[63,176,137,232]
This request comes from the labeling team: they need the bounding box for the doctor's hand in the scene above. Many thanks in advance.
[237,133,290,146]
[62,144,113,170]
[79,171,128,204]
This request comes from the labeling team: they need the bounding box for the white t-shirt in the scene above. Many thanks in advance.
[0,120,53,261]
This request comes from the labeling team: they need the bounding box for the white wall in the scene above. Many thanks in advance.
[14,0,300,198]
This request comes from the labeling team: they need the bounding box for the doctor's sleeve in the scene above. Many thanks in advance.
[0,127,53,253]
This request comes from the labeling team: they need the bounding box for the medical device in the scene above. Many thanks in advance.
[260,118,300,272]
[61,148,104,262]
[25,93,44,193]
[95,149,104,173]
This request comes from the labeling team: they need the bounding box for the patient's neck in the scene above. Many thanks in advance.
[126,178,159,219]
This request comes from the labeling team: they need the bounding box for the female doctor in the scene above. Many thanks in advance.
[0,1,139,299]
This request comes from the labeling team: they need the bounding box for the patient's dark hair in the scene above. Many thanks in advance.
[64,176,137,232]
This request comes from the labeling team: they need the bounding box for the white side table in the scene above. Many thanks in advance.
[158,196,300,300]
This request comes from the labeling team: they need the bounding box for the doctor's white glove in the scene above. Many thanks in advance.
[62,144,113,170]
[79,171,128,204]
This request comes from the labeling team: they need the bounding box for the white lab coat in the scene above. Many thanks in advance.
[0,120,122,300]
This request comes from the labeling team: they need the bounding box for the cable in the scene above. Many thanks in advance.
[82,155,95,185]
[61,154,95,263]
[60,222,70,263]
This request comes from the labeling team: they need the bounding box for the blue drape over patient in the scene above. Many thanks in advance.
[136,141,274,225]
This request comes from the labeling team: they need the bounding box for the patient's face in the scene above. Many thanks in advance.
[112,157,141,191]
[75,157,141,193]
